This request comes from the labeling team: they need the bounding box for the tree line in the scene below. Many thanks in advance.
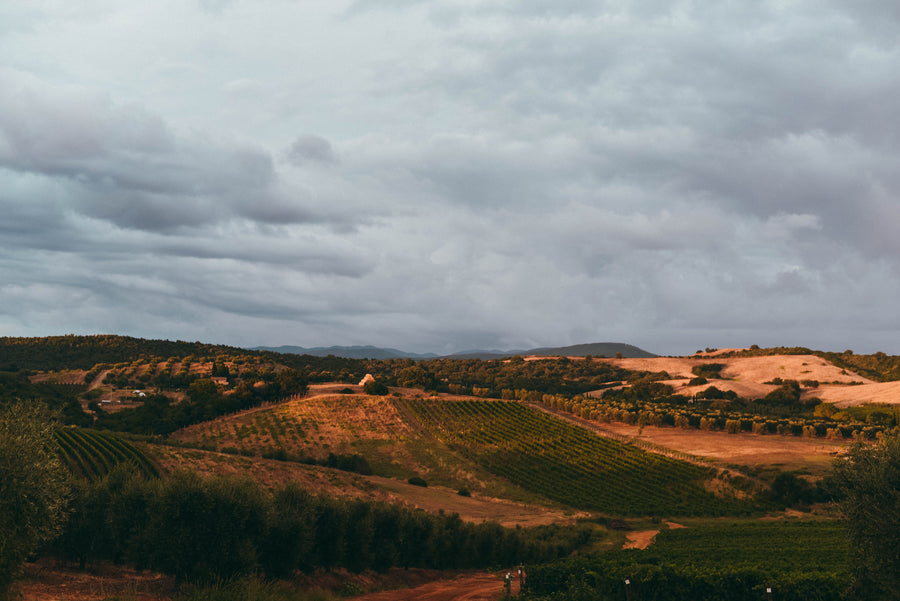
[47,466,595,582]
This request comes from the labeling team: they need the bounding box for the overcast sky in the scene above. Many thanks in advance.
[2,1,900,356]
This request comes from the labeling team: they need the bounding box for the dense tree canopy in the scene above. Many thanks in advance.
[832,435,900,600]
[0,403,70,598]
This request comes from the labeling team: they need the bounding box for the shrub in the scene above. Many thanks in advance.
[407,476,427,487]
[363,380,389,396]
[691,363,725,379]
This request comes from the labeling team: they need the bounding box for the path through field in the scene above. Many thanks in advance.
[352,571,519,601]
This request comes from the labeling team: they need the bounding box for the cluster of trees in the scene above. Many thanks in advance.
[48,467,594,582]
[366,356,630,397]
[93,374,307,436]
[544,393,889,441]
[0,335,251,371]
[0,371,92,427]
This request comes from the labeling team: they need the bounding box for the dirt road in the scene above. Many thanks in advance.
[352,571,520,601]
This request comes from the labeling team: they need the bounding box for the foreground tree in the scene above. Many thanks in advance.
[832,434,900,600]
[0,403,70,599]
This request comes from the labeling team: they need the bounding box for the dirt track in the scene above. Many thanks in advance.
[352,571,520,601]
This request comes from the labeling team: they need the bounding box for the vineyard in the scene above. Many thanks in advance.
[526,520,851,601]
[400,398,755,516]
[543,393,892,441]
[53,427,158,479]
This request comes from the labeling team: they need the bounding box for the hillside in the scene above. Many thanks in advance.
[9,337,900,600]
[170,385,571,506]
[598,353,882,404]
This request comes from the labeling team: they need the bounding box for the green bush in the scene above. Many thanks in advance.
[363,380,389,396]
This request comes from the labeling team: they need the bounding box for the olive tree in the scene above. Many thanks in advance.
[831,434,900,600]
[0,403,70,598]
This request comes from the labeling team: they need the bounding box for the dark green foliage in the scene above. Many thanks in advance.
[761,380,802,405]
[696,386,738,400]
[0,371,92,427]
[48,470,596,581]
[407,476,428,487]
[296,453,373,475]
[363,379,389,395]
[691,363,726,379]
[766,472,823,509]
[831,435,900,600]
[404,399,751,516]
[601,380,675,403]
[323,453,372,475]
[0,403,70,598]
[366,356,630,397]
[818,350,900,383]
[0,335,250,371]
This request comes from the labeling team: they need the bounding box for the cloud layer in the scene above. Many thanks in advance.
[2,1,900,355]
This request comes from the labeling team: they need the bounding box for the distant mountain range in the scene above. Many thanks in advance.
[252,342,656,360]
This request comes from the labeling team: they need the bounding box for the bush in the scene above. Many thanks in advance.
[691,363,725,379]
[363,380,389,396]
[407,476,428,487]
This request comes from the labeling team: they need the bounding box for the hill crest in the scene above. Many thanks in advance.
[254,342,657,360]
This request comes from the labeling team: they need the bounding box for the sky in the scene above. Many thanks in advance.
[2,1,900,356]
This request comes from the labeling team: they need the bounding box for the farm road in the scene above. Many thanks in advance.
[352,571,519,601]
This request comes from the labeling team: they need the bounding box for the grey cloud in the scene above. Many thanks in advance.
[0,70,336,233]
[285,135,338,166]
[4,1,900,355]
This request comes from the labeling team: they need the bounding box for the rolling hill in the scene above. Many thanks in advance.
[253,341,657,360]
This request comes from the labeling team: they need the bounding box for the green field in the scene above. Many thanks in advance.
[526,520,850,601]
[402,398,754,516]
[54,427,158,479]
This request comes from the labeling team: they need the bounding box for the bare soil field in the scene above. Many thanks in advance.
[814,380,900,407]
[598,421,846,475]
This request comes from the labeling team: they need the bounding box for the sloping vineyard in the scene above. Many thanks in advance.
[54,427,158,479]
[401,398,752,516]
